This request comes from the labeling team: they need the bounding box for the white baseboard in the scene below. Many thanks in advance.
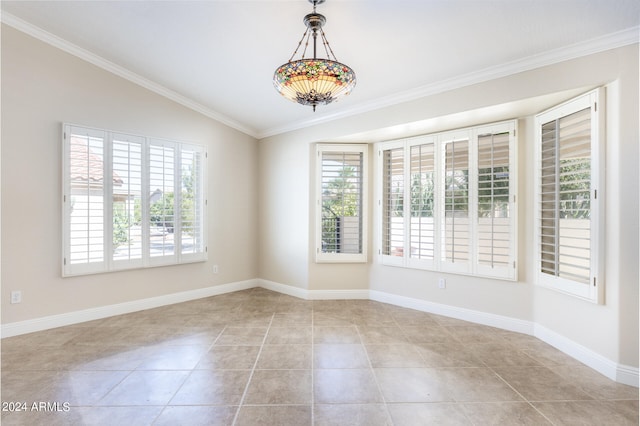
[534,323,639,387]
[258,279,308,299]
[258,279,369,300]
[616,364,640,387]
[370,290,535,335]
[308,289,370,300]
[1,279,258,338]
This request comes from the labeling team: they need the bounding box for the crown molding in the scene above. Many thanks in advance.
[1,11,259,139]
[258,25,640,139]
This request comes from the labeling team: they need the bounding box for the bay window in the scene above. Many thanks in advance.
[377,120,517,280]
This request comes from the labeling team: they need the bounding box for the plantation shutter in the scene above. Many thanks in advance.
[442,137,470,273]
[148,142,177,262]
[535,88,603,302]
[64,124,207,276]
[179,145,206,259]
[64,126,107,275]
[382,146,405,259]
[540,108,592,284]
[476,131,513,277]
[376,120,517,280]
[408,141,436,266]
[316,144,368,263]
[112,134,144,267]
[320,151,363,254]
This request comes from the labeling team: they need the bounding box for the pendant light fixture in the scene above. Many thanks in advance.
[273,0,356,111]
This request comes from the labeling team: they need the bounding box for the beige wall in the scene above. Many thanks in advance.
[257,137,309,289]
[258,44,639,367]
[1,25,259,324]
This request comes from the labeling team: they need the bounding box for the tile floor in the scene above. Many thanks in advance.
[1,288,638,425]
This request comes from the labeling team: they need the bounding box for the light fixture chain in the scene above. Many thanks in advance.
[302,30,312,59]
[320,29,338,61]
[288,28,310,62]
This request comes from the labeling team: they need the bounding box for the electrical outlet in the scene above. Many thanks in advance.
[438,278,446,289]
[213,265,219,274]
[10,291,22,304]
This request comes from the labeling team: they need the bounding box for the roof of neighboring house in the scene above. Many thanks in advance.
[70,136,123,187]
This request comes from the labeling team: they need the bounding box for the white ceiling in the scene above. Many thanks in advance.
[2,0,639,139]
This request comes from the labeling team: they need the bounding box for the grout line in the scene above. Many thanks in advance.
[357,313,394,425]
[230,312,275,426]
[152,322,228,425]
[489,366,557,425]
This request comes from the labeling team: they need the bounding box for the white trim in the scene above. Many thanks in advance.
[258,279,369,300]
[308,289,370,300]
[259,27,640,138]
[0,12,258,139]
[616,365,640,388]
[259,279,308,300]
[0,279,257,338]
[534,323,638,387]
[369,290,534,335]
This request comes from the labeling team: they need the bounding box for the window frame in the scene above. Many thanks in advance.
[315,143,368,263]
[533,89,604,303]
[375,120,518,281]
[62,123,207,277]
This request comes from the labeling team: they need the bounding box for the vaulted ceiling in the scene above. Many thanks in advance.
[2,1,638,138]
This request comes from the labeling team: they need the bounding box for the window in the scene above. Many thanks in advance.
[534,89,604,302]
[63,124,206,276]
[316,144,368,263]
[377,121,517,280]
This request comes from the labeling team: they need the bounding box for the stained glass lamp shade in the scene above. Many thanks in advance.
[273,0,356,111]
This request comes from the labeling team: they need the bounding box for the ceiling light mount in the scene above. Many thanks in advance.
[273,0,356,112]
[303,12,326,34]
